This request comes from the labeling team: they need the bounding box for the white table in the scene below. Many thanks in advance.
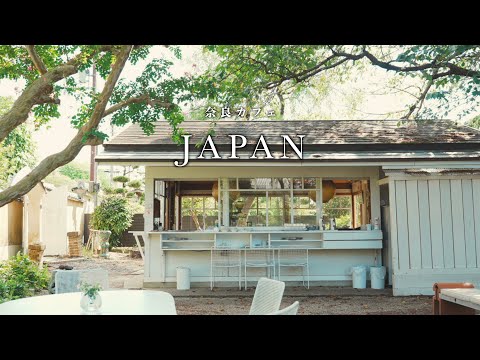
[0,290,177,315]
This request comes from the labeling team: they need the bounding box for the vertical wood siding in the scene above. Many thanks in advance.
[393,178,480,272]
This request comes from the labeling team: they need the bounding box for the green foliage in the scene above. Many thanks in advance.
[127,180,142,189]
[79,281,102,298]
[44,171,76,188]
[323,196,353,228]
[200,45,353,118]
[0,253,51,304]
[467,114,480,129]
[103,186,114,195]
[204,45,480,120]
[58,162,89,181]
[114,188,127,194]
[113,175,129,184]
[90,196,134,247]
[335,214,351,228]
[0,97,36,189]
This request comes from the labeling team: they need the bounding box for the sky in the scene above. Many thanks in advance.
[0,45,478,166]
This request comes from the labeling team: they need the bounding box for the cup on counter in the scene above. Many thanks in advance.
[366,224,372,231]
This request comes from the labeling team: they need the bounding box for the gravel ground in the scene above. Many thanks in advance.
[175,295,431,315]
[44,253,432,315]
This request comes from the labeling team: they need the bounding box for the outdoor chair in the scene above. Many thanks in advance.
[210,247,242,290]
[277,248,310,289]
[249,277,285,315]
[55,269,109,294]
[267,301,300,315]
[244,249,276,290]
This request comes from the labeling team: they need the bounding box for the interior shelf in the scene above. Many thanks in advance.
[162,240,214,243]
[271,240,323,242]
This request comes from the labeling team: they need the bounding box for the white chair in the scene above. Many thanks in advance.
[267,301,300,315]
[277,248,310,289]
[55,269,109,294]
[249,277,285,315]
[244,249,276,290]
[210,248,242,290]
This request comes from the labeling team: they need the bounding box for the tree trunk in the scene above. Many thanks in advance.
[0,46,133,208]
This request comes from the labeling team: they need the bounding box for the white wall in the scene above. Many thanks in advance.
[388,175,480,295]
[42,186,68,256]
[26,184,45,245]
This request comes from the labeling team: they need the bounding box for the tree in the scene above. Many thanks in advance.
[0,96,36,189]
[58,162,89,181]
[0,45,209,207]
[467,114,480,129]
[90,195,134,248]
[203,45,480,120]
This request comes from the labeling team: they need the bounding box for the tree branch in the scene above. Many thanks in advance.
[25,45,48,74]
[263,48,480,92]
[401,76,434,120]
[0,45,122,143]
[103,94,173,117]
[277,91,285,116]
[0,45,133,208]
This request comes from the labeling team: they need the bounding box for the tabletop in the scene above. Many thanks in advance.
[0,290,177,315]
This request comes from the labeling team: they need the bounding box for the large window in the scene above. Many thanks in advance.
[222,177,320,227]
[155,178,371,230]
[181,196,218,231]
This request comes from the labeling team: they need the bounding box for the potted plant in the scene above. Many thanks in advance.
[79,282,103,314]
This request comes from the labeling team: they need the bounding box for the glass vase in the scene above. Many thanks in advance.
[80,293,102,314]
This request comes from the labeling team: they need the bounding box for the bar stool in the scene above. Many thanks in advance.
[210,247,242,290]
[277,248,309,289]
[244,248,276,290]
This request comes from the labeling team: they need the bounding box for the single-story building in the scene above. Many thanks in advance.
[96,120,480,295]
[0,168,86,260]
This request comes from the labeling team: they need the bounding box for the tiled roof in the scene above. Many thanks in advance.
[105,120,480,147]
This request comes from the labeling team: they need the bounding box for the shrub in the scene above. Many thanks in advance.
[0,253,51,304]
[103,186,114,195]
[90,195,134,248]
[113,175,129,184]
[127,180,142,189]
[114,188,127,194]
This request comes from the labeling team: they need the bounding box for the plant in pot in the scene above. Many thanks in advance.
[79,282,102,314]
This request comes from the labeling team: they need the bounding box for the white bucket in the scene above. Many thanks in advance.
[351,265,367,289]
[370,266,386,289]
[176,267,191,290]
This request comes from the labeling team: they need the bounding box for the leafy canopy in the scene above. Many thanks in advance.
[203,45,480,120]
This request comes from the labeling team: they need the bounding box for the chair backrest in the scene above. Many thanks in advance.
[267,301,300,315]
[249,277,285,315]
[55,269,109,294]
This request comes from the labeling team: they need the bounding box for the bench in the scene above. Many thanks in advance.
[432,282,476,315]
[440,289,480,314]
